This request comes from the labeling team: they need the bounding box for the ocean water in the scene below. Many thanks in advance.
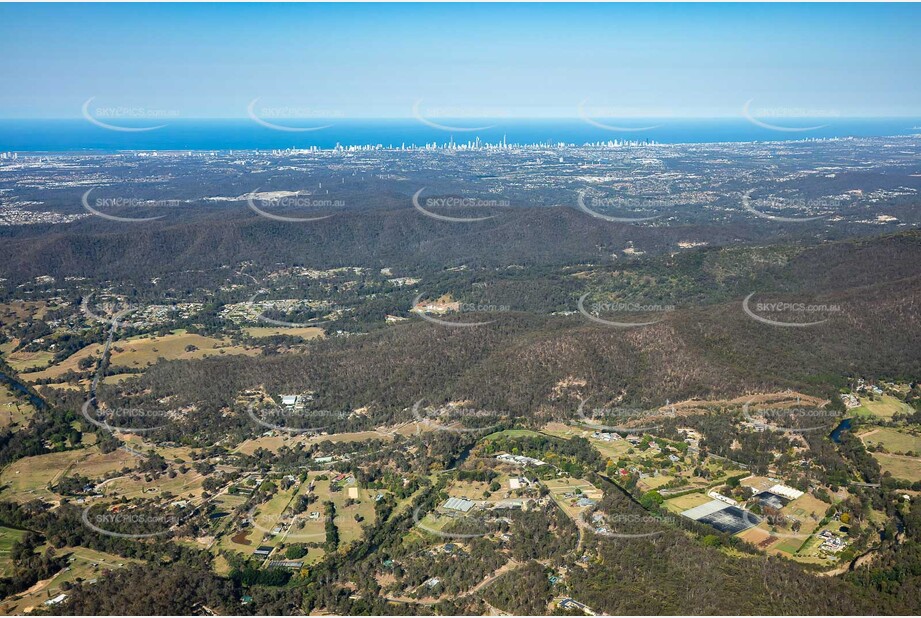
[0,118,918,152]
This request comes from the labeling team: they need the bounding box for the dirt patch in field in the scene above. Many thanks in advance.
[231,530,252,546]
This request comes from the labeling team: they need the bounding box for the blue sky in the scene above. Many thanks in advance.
[0,3,919,119]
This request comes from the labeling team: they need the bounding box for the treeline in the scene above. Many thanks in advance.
[382,536,506,599]
[51,564,243,616]
[662,410,800,475]
[0,201,753,286]
[483,560,553,615]
[0,501,210,569]
[0,364,83,467]
[846,497,921,613]
[479,434,602,477]
[509,503,579,564]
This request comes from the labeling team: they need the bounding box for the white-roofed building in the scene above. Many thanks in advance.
[45,594,68,606]
[768,484,804,500]
[708,490,739,506]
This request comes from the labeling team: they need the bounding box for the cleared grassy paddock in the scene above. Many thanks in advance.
[304,479,376,547]
[860,427,921,455]
[872,453,921,482]
[637,474,678,491]
[5,349,55,372]
[0,301,54,326]
[544,477,603,525]
[0,385,36,429]
[234,428,398,456]
[101,469,207,501]
[0,526,27,577]
[663,491,710,513]
[852,395,914,420]
[24,332,258,382]
[444,474,518,504]
[0,449,90,501]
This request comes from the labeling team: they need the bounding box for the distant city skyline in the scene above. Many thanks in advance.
[1,3,919,119]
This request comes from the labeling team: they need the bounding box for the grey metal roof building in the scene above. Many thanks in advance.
[442,497,476,512]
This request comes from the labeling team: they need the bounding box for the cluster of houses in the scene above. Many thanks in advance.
[558,488,597,509]
[841,393,861,409]
[330,471,355,485]
[280,393,315,410]
[678,428,701,453]
[590,512,610,535]
[440,494,547,515]
[854,379,884,396]
[839,380,888,409]
[496,453,547,467]
[818,530,848,554]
